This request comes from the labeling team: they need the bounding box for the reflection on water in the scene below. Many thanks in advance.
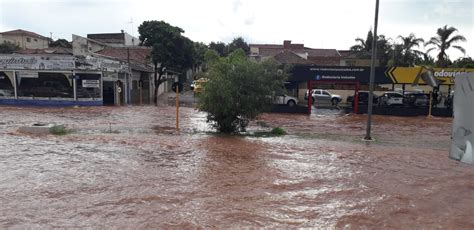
[0,105,472,228]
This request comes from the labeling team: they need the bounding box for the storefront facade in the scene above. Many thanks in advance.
[0,54,131,106]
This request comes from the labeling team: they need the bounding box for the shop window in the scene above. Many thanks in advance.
[76,73,101,99]
[0,71,15,98]
[17,72,73,98]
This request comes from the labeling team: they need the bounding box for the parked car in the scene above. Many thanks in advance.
[273,94,298,107]
[403,92,429,107]
[347,91,379,107]
[378,92,404,106]
[305,89,342,105]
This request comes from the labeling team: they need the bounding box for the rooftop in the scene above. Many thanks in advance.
[95,47,151,65]
[0,29,49,40]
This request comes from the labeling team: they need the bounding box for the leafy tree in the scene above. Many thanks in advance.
[192,42,208,68]
[375,35,392,67]
[227,37,250,55]
[209,41,227,56]
[350,30,373,56]
[417,52,435,66]
[451,57,474,68]
[393,33,424,66]
[0,41,20,53]
[49,38,72,48]
[425,25,467,67]
[204,49,220,64]
[197,49,287,133]
[138,20,194,103]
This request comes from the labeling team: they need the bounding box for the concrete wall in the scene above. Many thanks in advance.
[0,34,49,49]
[72,34,106,56]
[123,33,139,46]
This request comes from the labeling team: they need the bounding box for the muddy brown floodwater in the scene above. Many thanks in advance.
[0,105,473,229]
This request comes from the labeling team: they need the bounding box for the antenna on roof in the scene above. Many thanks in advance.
[127,18,134,36]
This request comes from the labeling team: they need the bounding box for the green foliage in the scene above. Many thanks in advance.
[270,127,286,136]
[138,20,191,69]
[138,20,202,103]
[208,41,227,56]
[197,49,287,133]
[451,57,474,68]
[227,37,250,55]
[425,25,466,67]
[208,37,249,57]
[192,42,208,67]
[49,125,69,135]
[390,34,424,67]
[49,39,72,48]
[204,49,220,64]
[0,41,20,54]
[350,31,392,67]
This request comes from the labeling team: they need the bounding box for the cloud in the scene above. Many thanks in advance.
[232,0,242,13]
[0,0,472,59]
[244,15,256,26]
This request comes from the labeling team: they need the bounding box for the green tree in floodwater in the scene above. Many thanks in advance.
[197,49,287,133]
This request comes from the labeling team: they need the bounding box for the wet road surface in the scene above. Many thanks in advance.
[0,105,472,229]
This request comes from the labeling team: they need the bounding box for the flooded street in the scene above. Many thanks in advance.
[0,105,472,228]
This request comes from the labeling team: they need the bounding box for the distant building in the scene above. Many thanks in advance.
[338,50,379,67]
[249,40,341,66]
[0,29,50,49]
[87,30,139,47]
[72,34,109,57]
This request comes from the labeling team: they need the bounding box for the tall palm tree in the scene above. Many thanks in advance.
[397,33,424,66]
[425,25,466,67]
[350,30,373,57]
[350,30,392,66]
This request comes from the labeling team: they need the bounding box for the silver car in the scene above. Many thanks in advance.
[379,92,404,106]
[306,89,342,105]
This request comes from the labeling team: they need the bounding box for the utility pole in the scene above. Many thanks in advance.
[127,47,131,104]
[365,0,380,140]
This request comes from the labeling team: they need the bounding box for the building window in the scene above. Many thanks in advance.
[34,38,38,42]
[26,37,31,42]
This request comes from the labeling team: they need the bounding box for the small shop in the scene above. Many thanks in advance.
[0,54,130,106]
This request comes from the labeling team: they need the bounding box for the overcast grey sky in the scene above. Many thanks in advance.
[1,0,472,59]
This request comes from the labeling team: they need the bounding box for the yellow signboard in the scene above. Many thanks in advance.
[385,67,474,85]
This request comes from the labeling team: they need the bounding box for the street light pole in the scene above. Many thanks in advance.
[365,0,380,140]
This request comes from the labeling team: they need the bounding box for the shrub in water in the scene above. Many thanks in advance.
[50,125,68,135]
[270,127,286,136]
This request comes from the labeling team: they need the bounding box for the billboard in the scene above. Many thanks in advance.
[290,66,474,85]
[0,55,75,70]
